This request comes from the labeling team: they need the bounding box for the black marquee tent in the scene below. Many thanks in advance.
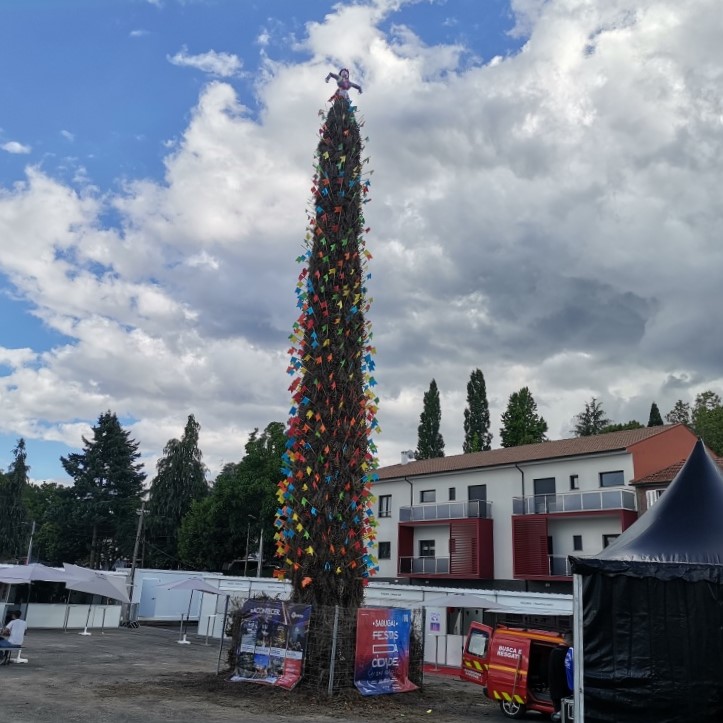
[570,440,723,722]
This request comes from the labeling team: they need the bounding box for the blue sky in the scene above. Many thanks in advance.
[1,0,722,484]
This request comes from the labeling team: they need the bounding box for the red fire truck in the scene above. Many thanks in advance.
[461,622,566,719]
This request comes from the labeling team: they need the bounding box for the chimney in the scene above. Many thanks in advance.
[401,450,415,465]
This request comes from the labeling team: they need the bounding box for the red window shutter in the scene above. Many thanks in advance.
[512,516,549,576]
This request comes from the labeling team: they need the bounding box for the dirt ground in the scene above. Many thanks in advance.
[0,625,529,723]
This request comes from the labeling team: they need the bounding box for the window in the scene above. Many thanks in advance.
[533,478,556,513]
[603,534,619,548]
[466,628,490,658]
[378,541,391,559]
[600,470,625,487]
[645,488,665,510]
[378,495,391,518]
[533,477,556,495]
[420,489,436,504]
[449,487,456,501]
[569,474,579,491]
[468,484,487,501]
[419,540,435,557]
[573,535,583,551]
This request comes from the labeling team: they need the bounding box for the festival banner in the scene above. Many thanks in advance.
[230,599,312,690]
[354,607,418,696]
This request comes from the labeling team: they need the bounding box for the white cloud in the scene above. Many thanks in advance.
[130,29,149,38]
[60,130,75,142]
[2,141,31,154]
[1,0,723,479]
[167,46,243,78]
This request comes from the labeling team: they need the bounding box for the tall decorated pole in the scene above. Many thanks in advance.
[274,69,379,685]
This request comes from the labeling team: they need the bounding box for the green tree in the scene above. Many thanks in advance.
[600,420,644,433]
[61,411,145,568]
[416,379,445,459]
[692,391,723,455]
[178,422,285,571]
[273,89,379,689]
[146,414,208,568]
[463,369,492,453]
[24,482,87,566]
[666,400,691,426]
[500,387,548,447]
[0,439,30,561]
[647,402,664,427]
[573,397,610,437]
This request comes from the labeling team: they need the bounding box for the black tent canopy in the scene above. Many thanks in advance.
[570,440,723,722]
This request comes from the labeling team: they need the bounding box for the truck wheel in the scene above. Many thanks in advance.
[500,699,526,719]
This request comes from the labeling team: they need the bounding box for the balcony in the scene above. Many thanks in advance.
[512,488,636,515]
[399,500,492,522]
[398,556,450,575]
[549,554,572,577]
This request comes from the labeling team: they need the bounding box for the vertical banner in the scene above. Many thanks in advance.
[354,607,419,696]
[230,599,311,689]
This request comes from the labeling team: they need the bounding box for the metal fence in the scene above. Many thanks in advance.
[218,597,425,695]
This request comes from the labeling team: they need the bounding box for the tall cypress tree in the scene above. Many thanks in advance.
[61,411,145,568]
[274,86,378,687]
[463,369,492,453]
[647,402,664,427]
[147,414,208,568]
[0,438,30,561]
[416,379,445,459]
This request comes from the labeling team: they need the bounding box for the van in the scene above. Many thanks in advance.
[461,622,565,719]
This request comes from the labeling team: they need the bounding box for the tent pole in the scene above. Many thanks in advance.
[573,573,584,722]
[178,590,192,644]
[216,593,230,675]
[79,603,93,636]
[63,590,71,632]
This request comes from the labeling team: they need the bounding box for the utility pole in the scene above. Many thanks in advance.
[256,528,264,578]
[25,520,36,564]
[244,514,256,577]
[126,501,147,623]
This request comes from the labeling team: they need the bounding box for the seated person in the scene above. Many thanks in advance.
[0,611,27,663]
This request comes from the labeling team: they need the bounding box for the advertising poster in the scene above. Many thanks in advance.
[230,599,311,690]
[354,607,419,696]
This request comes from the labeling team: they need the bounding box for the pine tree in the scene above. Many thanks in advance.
[274,89,378,689]
[647,402,664,427]
[573,397,611,436]
[0,439,30,561]
[500,387,548,447]
[416,379,445,459]
[147,414,208,568]
[61,411,145,568]
[463,369,492,453]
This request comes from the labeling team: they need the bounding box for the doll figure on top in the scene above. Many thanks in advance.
[325,68,362,101]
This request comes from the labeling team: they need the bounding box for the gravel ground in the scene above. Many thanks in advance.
[0,625,522,722]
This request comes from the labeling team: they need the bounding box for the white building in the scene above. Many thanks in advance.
[372,425,697,593]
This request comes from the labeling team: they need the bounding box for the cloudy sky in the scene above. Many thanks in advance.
[1,0,721,484]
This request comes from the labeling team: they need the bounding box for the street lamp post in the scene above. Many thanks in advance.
[244,514,256,577]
